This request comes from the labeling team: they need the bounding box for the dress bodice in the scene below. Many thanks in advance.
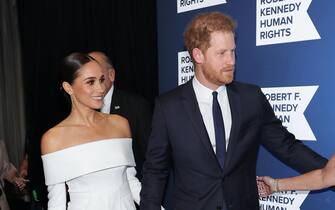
[42,138,135,185]
[42,138,141,210]
[67,167,128,193]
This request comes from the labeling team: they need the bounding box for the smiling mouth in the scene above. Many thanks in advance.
[92,96,103,100]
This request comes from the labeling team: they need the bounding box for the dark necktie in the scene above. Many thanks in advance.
[212,91,226,169]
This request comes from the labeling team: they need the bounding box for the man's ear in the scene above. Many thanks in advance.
[62,81,73,95]
[109,69,115,83]
[192,48,204,64]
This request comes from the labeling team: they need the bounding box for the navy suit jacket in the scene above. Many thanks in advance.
[140,80,327,210]
[109,88,152,180]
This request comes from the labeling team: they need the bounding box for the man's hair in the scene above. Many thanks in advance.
[101,53,114,70]
[184,12,236,58]
[89,51,114,70]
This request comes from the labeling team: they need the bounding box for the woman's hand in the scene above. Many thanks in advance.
[257,176,277,197]
[13,176,29,191]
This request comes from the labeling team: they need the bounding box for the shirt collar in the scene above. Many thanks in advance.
[193,76,226,103]
[103,85,114,106]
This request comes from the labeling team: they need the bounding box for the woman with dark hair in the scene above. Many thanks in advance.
[257,154,335,196]
[41,52,141,210]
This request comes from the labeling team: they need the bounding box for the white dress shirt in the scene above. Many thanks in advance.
[101,85,114,114]
[192,77,232,153]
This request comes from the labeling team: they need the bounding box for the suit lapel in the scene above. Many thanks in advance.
[181,81,218,162]
[110,88,122,115]
[224,82,242,174]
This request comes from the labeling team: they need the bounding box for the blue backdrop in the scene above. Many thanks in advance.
[156,0,335,209]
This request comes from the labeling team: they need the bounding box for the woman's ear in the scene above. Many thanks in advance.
[62,81,73,95]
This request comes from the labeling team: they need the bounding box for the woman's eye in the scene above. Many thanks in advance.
[87,80,94,85]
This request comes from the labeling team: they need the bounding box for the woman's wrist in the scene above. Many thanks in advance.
[274,179,279,192]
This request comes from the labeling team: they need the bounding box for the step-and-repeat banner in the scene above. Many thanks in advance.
[157,0,335,209]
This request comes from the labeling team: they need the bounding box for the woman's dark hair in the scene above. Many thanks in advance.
[59,52,95,85]
[59,52,95,102]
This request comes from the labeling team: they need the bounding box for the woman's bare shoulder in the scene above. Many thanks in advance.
[40,122,71,155]
[106,114,131,138]
[108,114,128,124]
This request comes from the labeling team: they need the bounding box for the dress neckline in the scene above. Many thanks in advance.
[42,138,131,157]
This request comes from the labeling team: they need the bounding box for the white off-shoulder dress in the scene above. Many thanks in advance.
[42,138,141,210]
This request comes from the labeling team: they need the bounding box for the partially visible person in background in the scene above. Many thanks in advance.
[257,153,335,196]
[0,139,28,210]
[18,154,27,179]
[89,51,152,180]
[19,129,48,210]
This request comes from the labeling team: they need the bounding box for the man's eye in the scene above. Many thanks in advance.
[100,78,105,83]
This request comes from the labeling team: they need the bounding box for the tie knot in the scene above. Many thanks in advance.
[212,91,218,98]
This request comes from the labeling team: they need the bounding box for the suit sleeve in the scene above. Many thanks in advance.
[140,99,171,210]
[259,89,327,173]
